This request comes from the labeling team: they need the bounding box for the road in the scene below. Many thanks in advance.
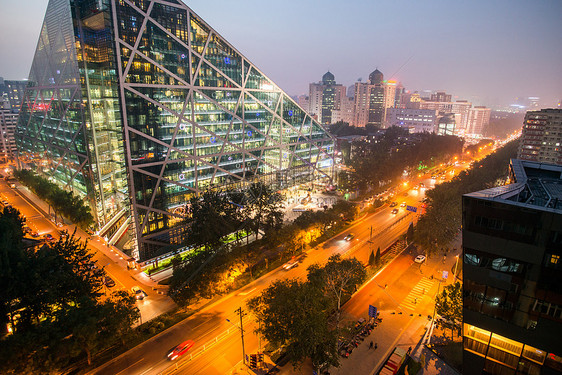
[0,173,176,324]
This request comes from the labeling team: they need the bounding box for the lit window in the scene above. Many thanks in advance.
[551,254,560,264]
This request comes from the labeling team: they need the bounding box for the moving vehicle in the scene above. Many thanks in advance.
[168,340,195,361]
[414,255,426,263]
[131,286,147,300]
[389,202,397,207]
[282,259,299,270]
[343,233,355,241]
[391,208,399,214]
[400,202,407,207]
[44,233,55,242]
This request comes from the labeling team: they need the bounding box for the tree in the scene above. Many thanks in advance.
[184,189,240,249]
[406,222,414,243]
[248,279,339,370]
[307,255,366,328]
[375,247,381,265]
[243,182,284,239]
[105,290,140,345]
[368,250,375,267]
[436,281,462,339]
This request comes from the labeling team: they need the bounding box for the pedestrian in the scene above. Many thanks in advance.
[414,298,417,304]
[407,346,412,355]
[374,343,378,350]
[385,283,388,289]
[369,341,373,349]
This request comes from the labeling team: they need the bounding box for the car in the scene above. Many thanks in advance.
[343,233,355,241]
[10,183,16,188]
[44,233,55,242]
[168,340,195,360]
[400,202,407,207]
[419,182,425,188]
[389,202,397,207]
[391,208,399,214]
[431,175,437,180]
[414,255,426,263]
[440,175,446,180]
[104,276,116,288]
[23,226,32,234]
[30,231,40,238]
[282,259,299,270]
[131,286,147,300]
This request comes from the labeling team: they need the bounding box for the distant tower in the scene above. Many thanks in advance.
[309,71,345,124]
[367,69,385,127]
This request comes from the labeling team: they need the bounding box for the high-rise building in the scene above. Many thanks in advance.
[332,96,354,125]
[462,159,562,375]
[518,109,562,166]
[0,96,18,162]
[16,0,335,261]
[466,106,491,137]
[367,69,385,127]
[0,77,28,113]
[308,72,346,124]
[386,108,438,133]
[419,99,472,134]
[430,91,452,102]
[353,81,371,127]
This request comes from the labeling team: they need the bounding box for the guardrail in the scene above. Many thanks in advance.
[161,314,253,374]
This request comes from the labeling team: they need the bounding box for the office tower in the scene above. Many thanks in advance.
[353,81,371,127]
[466,106,491,137]
[367,68,385,127]
[462,159,562,375]
[16,0,335,261]
[420,99,472,133]
[308,72,346,124]
[331,96,354,125]
[430,91,452,102]
[0,96,18,162]
[437,113,455,135]
[0,77,28,113]
[386,108,438,133]
[518,109,562,166]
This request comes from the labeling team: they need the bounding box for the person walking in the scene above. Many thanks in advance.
[374,343,378,350]
[369,341,373,349]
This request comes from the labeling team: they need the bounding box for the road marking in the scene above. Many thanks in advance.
[400,277,434,311]
[115,357,144,374]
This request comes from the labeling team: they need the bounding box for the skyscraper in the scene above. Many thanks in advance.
[16,0,335,261]
[0,96,18,162]
[518,109,562,166]
[367,69,385,127]
[462,159,562,375]
[308,72,346,124]
[466,106,491,137]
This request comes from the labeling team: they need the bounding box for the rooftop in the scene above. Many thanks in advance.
[465,159,562,212]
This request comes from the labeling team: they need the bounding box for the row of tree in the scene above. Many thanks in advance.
[342,127,464,192]
[0,207,139,373]
[415,139,519,253]
[169,193,360,306]
[13,169,94,228]
[248,255,366,370]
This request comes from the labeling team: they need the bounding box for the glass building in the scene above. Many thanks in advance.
[16,0,335,261]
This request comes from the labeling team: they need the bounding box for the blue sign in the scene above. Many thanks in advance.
[288,110,293,116]
[247,130,252,137]
[224,57,231,64]
[442,271,448,279]
[368,305,378,318]
[406,205,417,213]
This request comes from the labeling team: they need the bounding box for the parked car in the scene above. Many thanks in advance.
[343,233,355,241]
[168,340,195,360]
[414,255,426,263]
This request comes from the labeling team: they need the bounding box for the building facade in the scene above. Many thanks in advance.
[0,78,28,113]
[518,109,562,166]
[466,106,491,137]
[16,0,335,261]
[419,99,472,133]
[386,108,438,133]
[0,96,18,162]
[308,72,346,125]
[462,159,562,375]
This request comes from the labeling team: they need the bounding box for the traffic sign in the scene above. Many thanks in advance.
[406,205,417,213]
[368,305,378,318]
[442,271,448,279]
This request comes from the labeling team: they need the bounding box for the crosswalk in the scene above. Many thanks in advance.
[400,277,434,310]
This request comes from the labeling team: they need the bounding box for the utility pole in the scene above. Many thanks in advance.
[236,307,246,365]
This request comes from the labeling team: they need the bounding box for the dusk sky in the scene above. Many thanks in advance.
[1,0,561,107]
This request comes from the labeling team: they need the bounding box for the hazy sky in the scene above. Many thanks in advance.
[1,0,561,107]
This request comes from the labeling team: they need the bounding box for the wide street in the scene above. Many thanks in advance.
[89,157,474,375]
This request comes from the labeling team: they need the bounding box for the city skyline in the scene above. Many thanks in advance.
[1,0,561,108]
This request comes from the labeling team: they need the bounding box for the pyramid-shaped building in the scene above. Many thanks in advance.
[15,0,335,261]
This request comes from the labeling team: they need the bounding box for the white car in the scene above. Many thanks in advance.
[282,260,299,270]
[414,255,426,263]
